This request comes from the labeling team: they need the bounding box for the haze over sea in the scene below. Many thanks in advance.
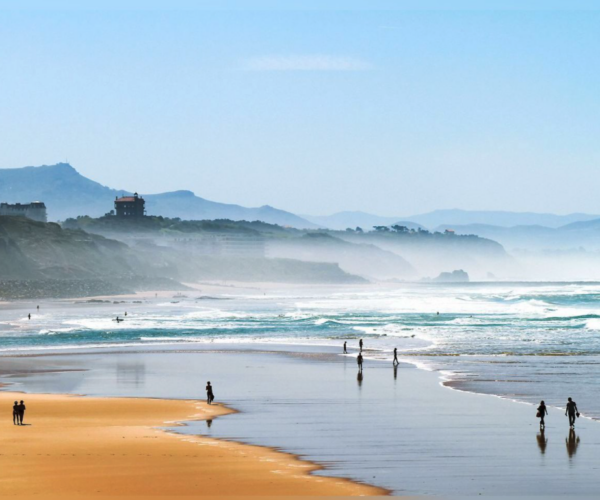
[4,282,600,418]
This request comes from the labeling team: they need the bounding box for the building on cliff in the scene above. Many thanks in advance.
[0,201,47,222]
[114,193,145,218]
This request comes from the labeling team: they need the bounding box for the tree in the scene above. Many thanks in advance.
[373,225,390,232]
[355,226,363,233]
[391,225,408,233]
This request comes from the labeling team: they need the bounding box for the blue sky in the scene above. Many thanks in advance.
[1,2,599,216]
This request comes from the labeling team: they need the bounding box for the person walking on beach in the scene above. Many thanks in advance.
[343,341,347,354]
[12,401,19,425]
[393,347,399,365]
[566,397,579,428]
[537,400,548,428]
[357,353,363,372]
[28,313,31,320]
[359,339,363,352]
[206,381,214,405]
[17,400,26,425]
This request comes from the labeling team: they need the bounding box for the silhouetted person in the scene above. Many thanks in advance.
[12,401,19,425]
[565,397,579,428]
[537,400,548,428]
[125,312,128,316]
[536,428,548,455]
[393,348,399,365]
[359,339,363,352]
[18,400,25,425]
[37,305,39,311]
[206,381,214,404]
[436,311,439,316]
[566,428,580,458]
[357,353,363,372]
[206,419,213,428]
[343,341,347,354]
[28,313,31,320]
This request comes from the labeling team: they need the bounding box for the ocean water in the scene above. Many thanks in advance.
[2,282,600,417]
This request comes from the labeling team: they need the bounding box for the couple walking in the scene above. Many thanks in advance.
[12,400,26,425]
[537,397,580,429]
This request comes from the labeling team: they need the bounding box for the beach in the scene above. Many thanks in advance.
[3,282,600,495]
[0,387,384,497]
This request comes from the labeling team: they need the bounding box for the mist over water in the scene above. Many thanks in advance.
[3,282,600,417]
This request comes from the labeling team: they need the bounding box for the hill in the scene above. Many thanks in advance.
[0,163,317,229]
[403,209,600,229]
[302,211,423,231]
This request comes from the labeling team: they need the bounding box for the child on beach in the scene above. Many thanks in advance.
[537,400,548,428]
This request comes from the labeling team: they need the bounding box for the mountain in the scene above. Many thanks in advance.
[302,211,423,231]
[403,209,600,230]
[0,163,318,229]
[445,220,600,251]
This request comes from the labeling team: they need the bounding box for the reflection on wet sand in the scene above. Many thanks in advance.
[393,364,398,380]
[536,429,548,454]
[116,362,146,388]
[357,370,363,388]
[566,429,580,458]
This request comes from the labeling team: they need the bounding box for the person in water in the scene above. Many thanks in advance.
[343,341,347,354]
[12,401,19,425]
[537,400,548,428]
[206,381,214,404]
[17,400,26,425]
[28,313,31,320]
[359,339,363,352]
[565,397,579,428]
[393,348,399,365]
[357,353,363,372]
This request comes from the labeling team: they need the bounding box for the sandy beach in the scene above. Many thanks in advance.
[0,389,385,497]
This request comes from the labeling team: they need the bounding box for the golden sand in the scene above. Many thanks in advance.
[0,391,387,497]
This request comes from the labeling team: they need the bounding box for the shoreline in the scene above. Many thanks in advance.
[0,387,388,497]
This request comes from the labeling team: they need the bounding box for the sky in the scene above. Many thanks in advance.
[1,1,599,217]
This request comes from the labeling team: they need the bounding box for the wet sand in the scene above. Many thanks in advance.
[0,389,385,497]
[4,343,600,496]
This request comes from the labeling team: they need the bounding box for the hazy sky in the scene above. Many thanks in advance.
[1,1,600,216]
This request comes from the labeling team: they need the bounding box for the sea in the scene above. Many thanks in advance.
[2,281,600,418]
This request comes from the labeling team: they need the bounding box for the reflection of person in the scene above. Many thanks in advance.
[18,401,26,425]
[206,381,214,404]
[537,400,548,428]
[343,341,347,354]
[357,353,363,371]
[359,339,363,352]
[536,429,548,455]
[565,397,579,428]
[566,429,580,458]
[393,363,398,380]
[357,370,363,387]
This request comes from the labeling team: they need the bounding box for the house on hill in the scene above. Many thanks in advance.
[0,201,47,222]
[114,193,145,218]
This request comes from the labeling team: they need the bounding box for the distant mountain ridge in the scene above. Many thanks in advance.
[403,209,600,229]
[302,211,424,231]
[0,163,318,228]
[303,208,600,232]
